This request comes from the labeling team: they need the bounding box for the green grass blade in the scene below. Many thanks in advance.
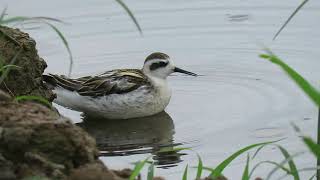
[273,0,309,40]
[0,7,7,22]
[114,0,143,35]
[196,154,203,179]
[201,166,215,172]
[0,16,30,25]
[33,16,66,24]
[182,165,188,180]
[1,15,73,77]
[0,48,22,85]
[265,152,303,180]
[277,145,300,180]
[249,160,291,179]
[210,140,277,178]
[147,163,154,180]
[302,136,320,157]
[129,156,150,180]
[0,64,21,72]
[44,22,73,77]
[308,173,316,180]
[260,51,320,107]
[241,154,250,180]
[158,147,191,153]
[15,95,52,108]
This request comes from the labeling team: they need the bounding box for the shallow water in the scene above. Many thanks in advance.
[2,0,320,178]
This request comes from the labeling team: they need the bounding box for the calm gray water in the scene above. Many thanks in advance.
[2,0,320,179]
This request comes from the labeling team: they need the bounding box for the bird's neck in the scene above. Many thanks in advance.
[147,75,168,88]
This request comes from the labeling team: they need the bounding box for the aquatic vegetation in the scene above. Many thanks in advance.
[115,0,142,35]
[260,51,320,106]
[0,9,74,77]
[273,0,310,40]
[15,95,52,108]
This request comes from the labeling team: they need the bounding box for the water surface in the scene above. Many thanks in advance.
[2,0,320,178]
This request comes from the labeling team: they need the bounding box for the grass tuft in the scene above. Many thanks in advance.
[241,154,250,180]
[196,154,203,179]
[273,0,309,40]
[147,162,154,180]
[115,0,143,35]
[260,50,320,107]
[15,95,52,108]
[209,140,277,178]
[129,156,150,180]
[182,165,188,180]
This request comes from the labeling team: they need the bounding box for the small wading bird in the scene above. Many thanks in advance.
[43,52,197,119]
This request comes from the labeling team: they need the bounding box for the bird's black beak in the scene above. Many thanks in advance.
[174,67,198,76]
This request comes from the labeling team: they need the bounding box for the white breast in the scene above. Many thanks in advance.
[53,78,171,119]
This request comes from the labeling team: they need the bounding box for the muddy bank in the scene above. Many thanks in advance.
[0,91,141,180]
[0,25,132,180]
[0,25,54,101]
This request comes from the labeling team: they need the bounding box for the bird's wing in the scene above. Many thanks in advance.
[43,69,150,97]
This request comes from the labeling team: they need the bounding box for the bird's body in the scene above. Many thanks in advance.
[43,52,197,119]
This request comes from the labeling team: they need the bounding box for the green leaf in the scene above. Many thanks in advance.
[302,136,320,158]
[182,165,188,180]
[0,7,7,22]
[260,51,320,107]
[0,15,73,77]
[158,147,191,153]
[277,145,300,180]
[249,160,291,179]
[308,173,316,180]
[44,22,73,77]
[241,154,250,180]
[0,16,30,24]
[15,96,52,108]
[273,0,309,40]
[196,154,203,179]
[129,156,150,180]
[265,152,303,180]
[114,0,143,35]
[0,64,21,72]
[209,140,277,178]
[147,163,154,180]
[0,48,22,85]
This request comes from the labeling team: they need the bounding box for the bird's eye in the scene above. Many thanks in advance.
[150,61,168,70]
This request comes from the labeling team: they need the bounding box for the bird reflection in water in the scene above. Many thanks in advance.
[77,111,185,168]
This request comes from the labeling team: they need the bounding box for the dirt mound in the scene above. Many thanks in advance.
[0,25,54,101]
[0,93,133,180]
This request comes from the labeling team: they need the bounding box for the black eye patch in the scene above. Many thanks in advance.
[150,61,169,71]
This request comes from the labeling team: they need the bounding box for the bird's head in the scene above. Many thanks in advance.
[142,52,197,79]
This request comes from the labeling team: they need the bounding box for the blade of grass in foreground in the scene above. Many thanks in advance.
[301,135,320,158]
[15,96,52,108]
[114,0,142,35]
[44,22,73,77]
[182,165,188,180]
[1,16,73,77]
[265,152,303,180]
[209,140,277,178]
[277,145,300,180]
[158,147,191,153]
[0,48,22,85]
[273,0,309,40]
[0,7,7,22]
[248,160,291,179]
[147,163,154,180]
[0,64,20,72]
[196,154,203,179]
[241,154,250,180]
[260,51,320,107]
[129,156,150,180]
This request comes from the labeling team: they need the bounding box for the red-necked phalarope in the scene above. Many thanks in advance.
[43,52,197,119]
